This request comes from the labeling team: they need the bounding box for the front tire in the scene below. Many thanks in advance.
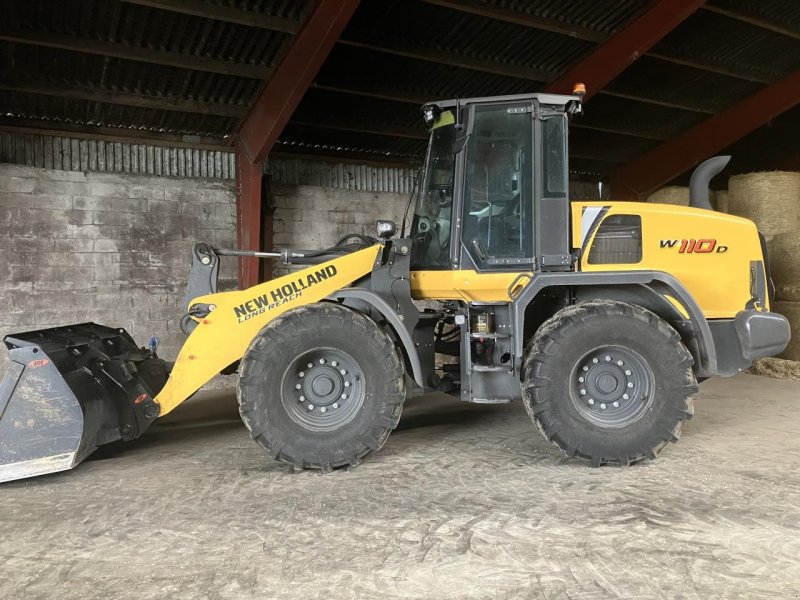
[237,302,405,471]
[523,301,698,466]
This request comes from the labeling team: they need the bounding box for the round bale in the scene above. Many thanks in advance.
[647,186,690,206]
[728,171,800,236]
[767,233,800,293]
[715,190,729,213]
[773,301,800,362]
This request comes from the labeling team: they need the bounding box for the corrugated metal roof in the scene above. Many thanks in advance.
[0,90,237,137]
[605,56,765,113]
[316,45,543,100]
[711,0,800,28]
[3,0,295,67]
[277,124,426,162]
[491,0,649,34]
[293,88,426,135]
[574,94,707,141]
[0,43,262,108]
[344,0,593,76]
[0,0,797,182]
[652,9,800,82]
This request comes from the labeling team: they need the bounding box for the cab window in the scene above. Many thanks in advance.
[410,114,456,269]
[461,104,533,268]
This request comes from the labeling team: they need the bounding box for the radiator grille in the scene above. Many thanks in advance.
[588,215,642,264]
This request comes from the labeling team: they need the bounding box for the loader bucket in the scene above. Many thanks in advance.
[0,323,169,483]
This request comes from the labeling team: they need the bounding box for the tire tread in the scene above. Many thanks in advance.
[522,300,698,467]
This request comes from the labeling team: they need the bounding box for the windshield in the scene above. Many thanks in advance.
[410,114,456,269]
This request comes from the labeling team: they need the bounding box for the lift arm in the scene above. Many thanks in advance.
[154,244,382,414]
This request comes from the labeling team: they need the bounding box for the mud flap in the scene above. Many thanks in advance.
[0,323,169,483]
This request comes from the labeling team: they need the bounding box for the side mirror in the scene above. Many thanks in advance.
[376,219,397,239]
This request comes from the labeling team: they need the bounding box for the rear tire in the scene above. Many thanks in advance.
[522,300,698,466]
[237,302,405,471]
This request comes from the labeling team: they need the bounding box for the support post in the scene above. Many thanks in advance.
[232,0,360,288]
[235,147,262,289]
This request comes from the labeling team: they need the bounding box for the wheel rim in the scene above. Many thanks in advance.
[280,347,365,432]
[569,345,655,429]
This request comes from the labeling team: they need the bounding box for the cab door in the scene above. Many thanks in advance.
[458,101,535,272]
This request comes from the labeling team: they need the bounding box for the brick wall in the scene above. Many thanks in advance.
[0,164,237,374]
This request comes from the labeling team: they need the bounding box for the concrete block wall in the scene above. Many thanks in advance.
[0,164,237,374]
[0,166,412,383]
[271,183,409,275]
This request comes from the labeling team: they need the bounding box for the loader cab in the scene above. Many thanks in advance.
[410,92,580,273]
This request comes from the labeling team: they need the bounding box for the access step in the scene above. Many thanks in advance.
[472,365,512,373]
[471,397,512,404]
[469,333,510,340]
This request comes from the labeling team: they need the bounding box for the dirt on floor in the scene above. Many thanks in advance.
[1,374,799,599]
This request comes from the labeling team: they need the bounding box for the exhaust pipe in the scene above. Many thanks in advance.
[689,155,731,210]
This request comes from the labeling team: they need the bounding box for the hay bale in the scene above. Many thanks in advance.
[715,190,729,213]
[749,357,800,381]
[646,186,717,208]
[773,301,800,361]
[647,186,689,206]
[766,233,800,289]
[728,171,800,235]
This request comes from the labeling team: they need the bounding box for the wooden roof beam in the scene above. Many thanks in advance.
[290,120,427,140]
[703,5,800,41]
[331,42,715,115]
[647,52,772,85]
[120,0,302,34]
[0,30,272,79]
[312,85,670,141]
[337,39,554,83]
[425,0,778,86]
[0,82,247,118]
[421,0,604,42]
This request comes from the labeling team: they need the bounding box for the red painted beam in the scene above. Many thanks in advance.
[234,0,361,163]
[233,0,360,288]
[546,0,706,100]
[611,69,800,199]
[236,148,262,289]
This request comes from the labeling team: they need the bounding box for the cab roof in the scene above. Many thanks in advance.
[424,92,584,111]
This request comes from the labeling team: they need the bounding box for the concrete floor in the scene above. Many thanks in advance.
[1,374,798,599]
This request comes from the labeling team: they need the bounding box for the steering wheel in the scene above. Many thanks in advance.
[430,185,452,209]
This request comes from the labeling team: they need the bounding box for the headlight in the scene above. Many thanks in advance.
[421,104,439,127]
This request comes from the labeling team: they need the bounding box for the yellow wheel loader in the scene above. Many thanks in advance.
[0,91,791,482]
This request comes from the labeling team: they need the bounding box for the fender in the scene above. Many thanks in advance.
[511,270,718,377]
[330,289,425,389]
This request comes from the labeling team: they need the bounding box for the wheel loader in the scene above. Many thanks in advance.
[0,90,791,483]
